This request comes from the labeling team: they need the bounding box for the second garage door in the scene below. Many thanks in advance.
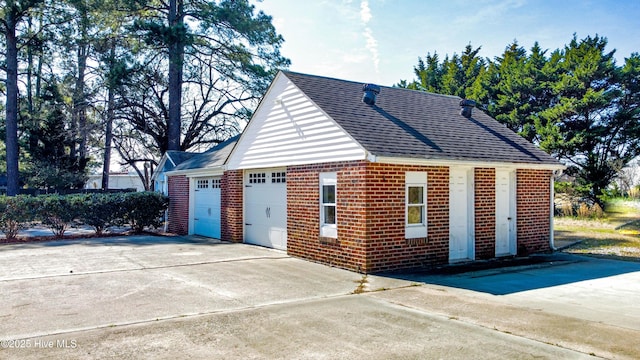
[244,169,287,250]
[193,177,221,239]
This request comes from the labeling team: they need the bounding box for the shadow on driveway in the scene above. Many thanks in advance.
[381,253,640,295]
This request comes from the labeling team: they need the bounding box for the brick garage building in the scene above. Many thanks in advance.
[162,137,237,239]
[165,71,564,273]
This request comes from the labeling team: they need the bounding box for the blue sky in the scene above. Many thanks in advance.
[253,0,640,86]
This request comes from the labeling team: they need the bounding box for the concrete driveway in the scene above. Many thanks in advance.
[394,253,640,331]
[0,235,638,359]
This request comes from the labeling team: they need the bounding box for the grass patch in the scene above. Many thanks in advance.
[555,199,640,261]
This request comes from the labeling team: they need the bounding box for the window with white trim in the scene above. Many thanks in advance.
[197,179,209,189]
[405,172,427,239]
[249,172,266,184]
[271,172,286,183]
[320,172,337,238]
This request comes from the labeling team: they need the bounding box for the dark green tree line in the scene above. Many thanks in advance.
[399,35,640,203]
[1,0,288,192]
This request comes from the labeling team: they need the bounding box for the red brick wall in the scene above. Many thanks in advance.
[221,170,243,243]
[474,168,496,259]
[286,161,449,273]
[287,161,369,272]
[167,175,189,235]
[516,169,552,255]
[365,163,449,273]
[222,163,552,273]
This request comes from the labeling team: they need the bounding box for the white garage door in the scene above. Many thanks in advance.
[193,177,221,239]
[244,169,287,250]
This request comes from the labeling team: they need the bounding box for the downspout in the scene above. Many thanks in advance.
[550,170,559,251]
[164,175,169,233]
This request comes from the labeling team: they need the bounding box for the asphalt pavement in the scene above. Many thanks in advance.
[0,235,638,359]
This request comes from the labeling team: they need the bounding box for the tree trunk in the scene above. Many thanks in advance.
[167,0,184,151]
[26,17,37,153]
[72,8,89,167]
[101,90,114,189]
[102,43,116,190]
[5,6,20,196]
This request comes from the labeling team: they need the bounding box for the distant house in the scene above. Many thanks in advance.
[85,172,146,192]
[152,151,199,195]
[164,71,564,273]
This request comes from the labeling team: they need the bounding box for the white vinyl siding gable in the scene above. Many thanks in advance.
[226,73,366,170]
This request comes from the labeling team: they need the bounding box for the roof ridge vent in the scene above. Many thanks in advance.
[362,84,381,106]
[460,99,476,118]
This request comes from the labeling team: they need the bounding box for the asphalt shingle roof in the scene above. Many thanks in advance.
[173,136,238,171]
[166,151,198,167]
[283,71,560,166]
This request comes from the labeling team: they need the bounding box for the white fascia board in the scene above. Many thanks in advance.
[165,166,225,178]
[151,156,169,182]
[371,155,566,171]
[167,154,177,167]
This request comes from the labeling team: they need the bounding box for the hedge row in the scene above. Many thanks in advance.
[0,192,169,239]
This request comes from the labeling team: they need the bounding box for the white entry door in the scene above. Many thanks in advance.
[449,168,474,262]
[193,177,221,238]
[495,169,516,256]
[244,169,287,250]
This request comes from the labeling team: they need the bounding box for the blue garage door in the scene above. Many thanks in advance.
[194,177,221,238]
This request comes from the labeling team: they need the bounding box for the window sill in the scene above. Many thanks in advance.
[319,236,339,245]
[406,238,428,246]
[405,225,427,240]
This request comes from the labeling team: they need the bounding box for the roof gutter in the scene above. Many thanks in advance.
[369,155,566,171]
[165,165,226,178]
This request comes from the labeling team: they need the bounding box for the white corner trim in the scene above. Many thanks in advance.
[366,152,377,162]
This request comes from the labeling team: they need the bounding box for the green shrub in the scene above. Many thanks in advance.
[78,193,126,235]
[1,192,169,238]
[36,194,84,237]
[120,192,169,233]
[0,195,36,239]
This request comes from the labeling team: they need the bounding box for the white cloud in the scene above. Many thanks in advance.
[360,0,372,24]
[360,0,379,73]
[363,28,380,71]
